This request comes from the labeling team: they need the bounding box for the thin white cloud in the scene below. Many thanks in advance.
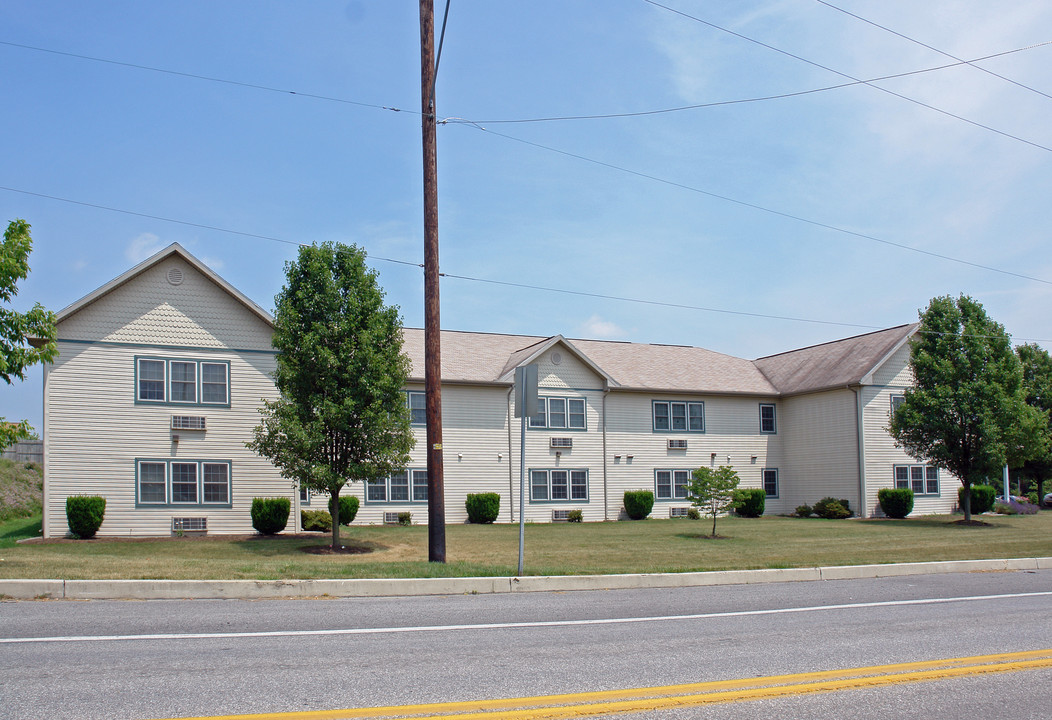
[579,315,627,340]
[125,233,164,263]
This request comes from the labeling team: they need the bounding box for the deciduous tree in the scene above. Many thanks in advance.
[687,465,740,538]
[889,295,1045,522]
[1,219,56,449]
[1015,343,1052,503]
[248,243,414,549]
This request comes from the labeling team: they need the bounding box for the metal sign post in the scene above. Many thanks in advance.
[513,365,538,576]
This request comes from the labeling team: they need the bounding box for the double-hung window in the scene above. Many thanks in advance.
[530,397,586,430]
[530,469,588,502]
[762,468,779,498]
[655,469,691,500]
[136,459,231,507]
[652,401,704,432]
[407,391,426,426]
[894,464,939,495]
[136,357,230,407]
[759,404,777,434]
[366,470,428,503]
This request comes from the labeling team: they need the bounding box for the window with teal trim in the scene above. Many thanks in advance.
[652,400,704,432]
[135,357,230,407]
[407,391,426,426]
[136,459,231,507]
[366,469,428,503]
[656,469,691,500]
[529,397,586,430]
[530,469,588,502]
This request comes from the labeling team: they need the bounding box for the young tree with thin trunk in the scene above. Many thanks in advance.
[248,243,414,549]
[889,295,1045,522]
[687,465,741,538]
[1,219,56,449]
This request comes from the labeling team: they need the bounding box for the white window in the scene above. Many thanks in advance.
[136,357,230,407]
[530,397,586,430]
[760,404,777,434]
[653,401,704,432]
[894,464,939,495]
[890,394,905,416]
[407,391,426,426]
[763,468,779,498]
[530,469,588,502]
[366,470,428,503]
[656,469,691,500]
[137,459,231,507]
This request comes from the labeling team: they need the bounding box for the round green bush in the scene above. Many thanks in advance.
[465,492,501,523]
[329,495,359,526]
[566,509,583,523]
[795,504,813,518]
[251,497,291,535]
[623,490,654,520]
[958,484,996,514]
[813,497,851,519]
[301,509,332,532]
[65,495,106,538]
[734,488,766,517]
[877,487,914,519]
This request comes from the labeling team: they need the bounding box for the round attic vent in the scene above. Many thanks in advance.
[551,351,563,365]
[167,267,184,286]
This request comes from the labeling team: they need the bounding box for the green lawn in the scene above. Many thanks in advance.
[2,511,1051,580]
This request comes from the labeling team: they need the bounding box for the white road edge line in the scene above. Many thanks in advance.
[4,591,1051,645]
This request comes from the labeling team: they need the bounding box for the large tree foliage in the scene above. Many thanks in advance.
[687,465,741,538]
[1,220,56,449]
[889,295,1045,521]
[248,243,414,548]
[1015,343,1052,503]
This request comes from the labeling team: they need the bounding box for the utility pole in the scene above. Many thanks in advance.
[420,0,445,563]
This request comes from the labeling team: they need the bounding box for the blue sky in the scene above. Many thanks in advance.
[3,1,1051,433]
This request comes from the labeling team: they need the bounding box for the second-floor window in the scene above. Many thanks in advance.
[136,357,230,407]
[653,401,704,432]
[530,397,586,430]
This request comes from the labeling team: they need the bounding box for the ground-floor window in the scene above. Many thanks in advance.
[655,469,691,500]
[762,468,779,498]
[894,464,939,495]
[366,470,428,503]
[136,459,231,507]
[530,469,588,502]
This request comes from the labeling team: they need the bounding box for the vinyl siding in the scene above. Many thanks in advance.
[779,389,860,512]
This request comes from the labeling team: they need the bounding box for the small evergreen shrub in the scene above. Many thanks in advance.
[795,504,813,518]
[813,497,851,520]
[838,498,854,517]
[959,484,996,514]
[301,509,332,532]
[251,497,290,535]
[566,509,583,523]
[1026,491,1039,506]
[465,492,501,523]
[877,488,914,519]
[623,490,654,520]
[734,488,766,517]
[687,507,701,520]
[65,495,106,538]
[329,495,359,526]
[397,511,412,526]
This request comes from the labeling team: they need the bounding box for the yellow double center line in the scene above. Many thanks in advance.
[170,649,1052,720]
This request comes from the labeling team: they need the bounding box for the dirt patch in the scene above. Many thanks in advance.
[300,542,374,555]
[953,519,994,527]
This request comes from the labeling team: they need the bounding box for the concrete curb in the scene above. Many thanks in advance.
[2,557,1049,600]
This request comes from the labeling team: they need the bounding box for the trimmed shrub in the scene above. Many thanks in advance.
[795,504,813,518]
[251,497,290,535]
[838,498,854,517]
[301,509,332,532]
[877,488,914,519]
[1026,491,1039,506]
[734,488,766,517]
[959,484,996,515]
[566,509,583,523]
[623,490,654,520]
[329,495,359,526]
[687,507,701,520]
[465,492,501,524]
[813,497,851,520]
[65,495,106,538]
[397,511,412,526]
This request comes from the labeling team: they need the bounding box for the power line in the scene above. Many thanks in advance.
[453,43,1049,124]
[643,0,1052,153]
[446,124,1052,288]
[0,39,417,116]
[2,184,1049,343]
[815,0,1052,102]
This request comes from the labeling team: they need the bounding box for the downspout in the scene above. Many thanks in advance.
[41,361,50,538]
[851,385,867,518]
[507,386,515,522]
[602,387,610,521]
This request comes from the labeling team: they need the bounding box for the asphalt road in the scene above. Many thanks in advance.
[2,570,1051,720]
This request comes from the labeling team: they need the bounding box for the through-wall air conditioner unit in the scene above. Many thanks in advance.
[550,437,573,449]
[171,415,207,430]
[172,517,207,533]
[669,507,690,518]
[667,438,688,450]
[552,509,572,522]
